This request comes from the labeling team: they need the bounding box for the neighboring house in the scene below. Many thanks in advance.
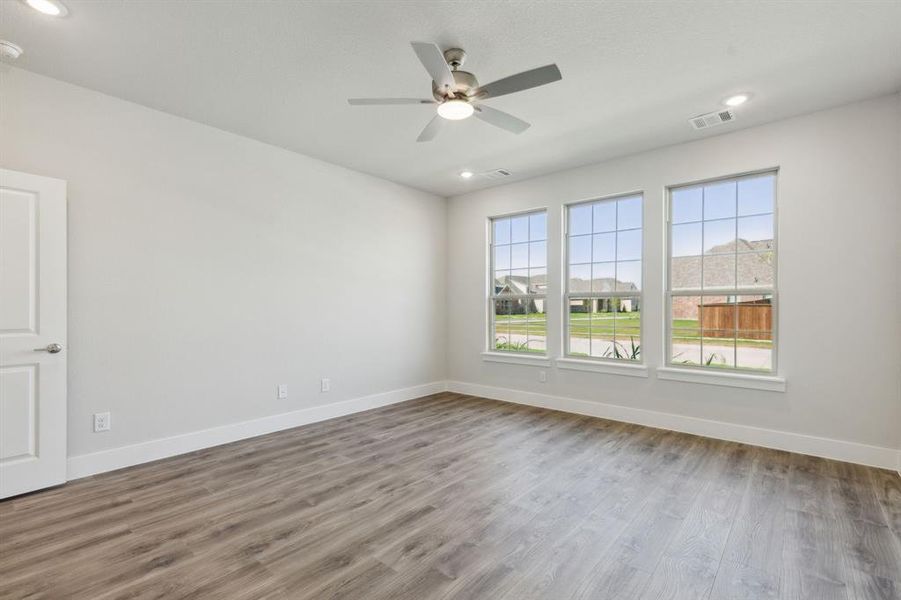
[495,237,771,320]
[671,238,774,333]
[494,274,547,314]
[495,273,639,316]
[671,238,773,294]
[567,277,640,313]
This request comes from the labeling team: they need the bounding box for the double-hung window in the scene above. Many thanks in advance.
[565,194,643,361]
[666,171,777,372]
[489,210,547,354]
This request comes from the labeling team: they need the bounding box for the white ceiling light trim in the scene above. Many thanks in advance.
[0,40,24,61]
[22,0,68,17]
[724,93,750,107]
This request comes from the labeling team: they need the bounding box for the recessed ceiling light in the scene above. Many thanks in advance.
[22,0,68,17]
[0,41,24,61]
[459,171,474,179]
[724,93,750,107]
[437,99,474,121]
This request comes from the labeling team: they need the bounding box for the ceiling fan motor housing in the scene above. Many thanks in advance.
[432,70,479,101]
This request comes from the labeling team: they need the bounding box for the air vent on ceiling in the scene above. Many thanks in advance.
[689,109,736,130]
[480,169,512,180]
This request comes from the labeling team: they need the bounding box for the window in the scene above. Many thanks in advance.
[489,210,547,354]
[667,171,777,372]
[565,194,643,361]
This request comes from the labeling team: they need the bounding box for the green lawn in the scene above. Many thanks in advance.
[495,313,771,348]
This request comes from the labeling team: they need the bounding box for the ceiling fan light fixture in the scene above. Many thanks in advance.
[437,99,474,121]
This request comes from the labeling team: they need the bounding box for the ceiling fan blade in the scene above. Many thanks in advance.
[475,64,562,99]
[416,115,443,142]
[473,105,531,134]
[348,98,435,105]
[410,42,455,93]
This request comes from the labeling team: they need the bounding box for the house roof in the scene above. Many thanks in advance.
[671,238,774,288]
[709,239,773,253]
[495,274,547,295]
[567,277,638,294]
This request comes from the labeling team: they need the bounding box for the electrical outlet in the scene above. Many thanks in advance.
[93,412,111,432]
[321,378,330,393]
[538,371,547,383]
[277,384,288,400]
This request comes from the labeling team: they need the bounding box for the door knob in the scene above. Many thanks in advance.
[34,343,63,354]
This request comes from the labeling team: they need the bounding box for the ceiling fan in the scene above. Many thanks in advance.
[348,42,562,142]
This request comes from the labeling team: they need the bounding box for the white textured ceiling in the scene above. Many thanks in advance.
[2,1,900,196]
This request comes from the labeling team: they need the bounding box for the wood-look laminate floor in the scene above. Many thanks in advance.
[1,393,900,600]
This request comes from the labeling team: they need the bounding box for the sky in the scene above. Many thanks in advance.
[492,173,774,289]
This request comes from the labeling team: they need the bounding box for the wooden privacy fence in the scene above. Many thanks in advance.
[701,299,772,339]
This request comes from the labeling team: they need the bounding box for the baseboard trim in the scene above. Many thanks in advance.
[67,381,447,480]
[65,379,900,479]
[447,380,900,471]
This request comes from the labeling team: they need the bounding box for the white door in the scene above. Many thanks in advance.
[0,168,67,499]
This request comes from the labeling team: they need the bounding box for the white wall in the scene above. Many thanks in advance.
[0,68,447,459]
[447,94,901,456]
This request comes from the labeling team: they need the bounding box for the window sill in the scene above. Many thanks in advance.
[555,357,649,378]
[481,351,551,367]
[656,366,786,392]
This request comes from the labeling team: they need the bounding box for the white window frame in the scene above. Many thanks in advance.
[664,168,779,375]
[487,208,548,357]
[563,192,644,364]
